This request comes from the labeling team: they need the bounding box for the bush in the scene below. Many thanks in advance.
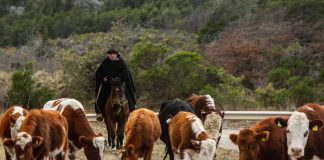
[164,51,206,97]
[287,0,324,21]
[200,67,259,110]
[130,42,167,71]
[7,62,54,109]
[267,68,291,88]
[287,76,320,107]
[255,83,290,109]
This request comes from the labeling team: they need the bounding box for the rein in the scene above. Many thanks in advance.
[110,88,128,114]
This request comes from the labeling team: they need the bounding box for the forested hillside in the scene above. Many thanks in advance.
[0,0,323,110]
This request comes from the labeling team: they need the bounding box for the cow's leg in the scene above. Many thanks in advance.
[68,142,76,160]
[4,150,12,160]
[182,151,192,160]
[166,137,175,160]
[143,143,154,160]
[56,153,66,160]
[68,150,76,160]
[173,152,181,160]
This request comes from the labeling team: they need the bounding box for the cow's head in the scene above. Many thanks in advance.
[12,132,43,160]
[10,116,25,139]
[230,129,269,160]
[79,133,105,160]
[9,106,28,138]
[119,144,138,160]
[275,112,323,159]
[189,139,216,160]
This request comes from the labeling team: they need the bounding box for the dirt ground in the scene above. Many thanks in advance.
[0,121,238,160]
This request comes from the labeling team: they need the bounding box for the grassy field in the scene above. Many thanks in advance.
[0,121,238,159]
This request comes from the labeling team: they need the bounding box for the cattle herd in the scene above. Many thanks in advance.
[0,94,323,160]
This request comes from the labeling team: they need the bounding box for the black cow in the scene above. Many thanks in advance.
[158,99,194,160]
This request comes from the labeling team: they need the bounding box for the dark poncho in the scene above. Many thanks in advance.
[95,55,136,113]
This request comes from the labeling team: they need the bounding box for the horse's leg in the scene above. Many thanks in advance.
[104,119,112,147]
[108,120,116,149]
[116,121,126,149]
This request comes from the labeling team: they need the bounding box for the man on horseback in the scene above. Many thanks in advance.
[95,49,136,121]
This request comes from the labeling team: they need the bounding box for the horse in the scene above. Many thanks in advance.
[103,78,129,149]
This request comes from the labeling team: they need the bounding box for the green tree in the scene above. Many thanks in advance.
[130,42,167,71]
[164,51,206,97]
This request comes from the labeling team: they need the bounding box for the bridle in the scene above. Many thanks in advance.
[110,87,128,114]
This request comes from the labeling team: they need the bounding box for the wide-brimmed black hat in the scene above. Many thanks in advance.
[106,49,118,54]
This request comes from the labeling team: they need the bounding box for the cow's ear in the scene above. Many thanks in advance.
[274,117,288,128]
[127,145,134,155]
[79,136,92,146]
[229,134,238,145]
[3,139,15,148]
[32,136,43,148]
[97,133,103,137]
[255,131,269,142]
[309,120,323,132]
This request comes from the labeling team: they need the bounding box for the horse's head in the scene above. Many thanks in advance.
[109,78,128,114]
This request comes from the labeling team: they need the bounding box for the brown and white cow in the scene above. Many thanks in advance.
[3,109,69,160]
[167,111,216,160]
[120,108,161,160]
[0,106,29,160]
[230,117,289,160]
[43,98,105,160]
[275,103,324,160]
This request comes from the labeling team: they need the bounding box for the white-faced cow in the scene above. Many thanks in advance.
[43,98,105,160]
[120,108,161,160]
[230,117,289,160]
[3,109,69,160]
[0,106,29,160]
[168,111,216,160]
[275,103,324,160]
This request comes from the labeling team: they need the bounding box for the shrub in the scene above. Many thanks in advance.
[287,76,320,107]
[7,62,54,109]
[267,68,291,88]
